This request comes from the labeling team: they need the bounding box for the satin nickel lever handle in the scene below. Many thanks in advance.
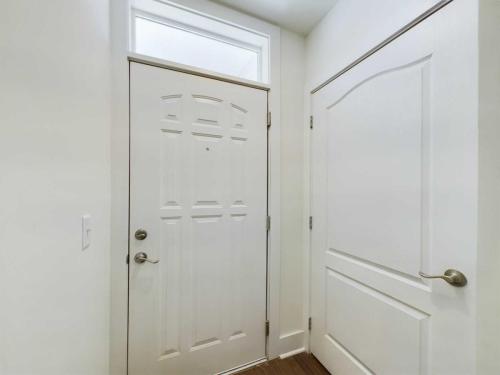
[418,269,467,287]
[134,252,159,264]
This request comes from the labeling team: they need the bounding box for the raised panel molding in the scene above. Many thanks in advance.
[191,215,225,350]
[160,130,182,209]
[326,57,432,278]
[326,269,429,375]
[158,217,182,360]
[192,94,223,127]
[231,103,248,131]
[161,94,183,123]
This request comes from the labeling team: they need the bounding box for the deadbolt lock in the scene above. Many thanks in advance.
[134,229,148,240]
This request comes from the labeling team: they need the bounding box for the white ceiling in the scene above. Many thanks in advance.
[211,0,338,35]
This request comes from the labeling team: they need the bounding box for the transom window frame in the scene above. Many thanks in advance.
[129,0,271,83]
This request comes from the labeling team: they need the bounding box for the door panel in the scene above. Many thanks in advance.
[311,1,476,374]
[325,269,428,375]
[327,57,428,277]
[129,62,268,375]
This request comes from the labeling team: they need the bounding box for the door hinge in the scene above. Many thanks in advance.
[265,320,270,336]
[267,112,272,128]
[308,317,312,331]
[309,216,313,230]
[126,254,130,264]
[266,216,271,232]
[310,115,314,129]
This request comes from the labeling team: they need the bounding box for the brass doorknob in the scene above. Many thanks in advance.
[418,269,467,287]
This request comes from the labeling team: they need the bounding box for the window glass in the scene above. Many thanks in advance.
[133,15,264,82]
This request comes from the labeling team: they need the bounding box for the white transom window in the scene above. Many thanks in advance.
[130,0,270,83]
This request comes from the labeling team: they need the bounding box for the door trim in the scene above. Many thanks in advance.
[126,59,274,373]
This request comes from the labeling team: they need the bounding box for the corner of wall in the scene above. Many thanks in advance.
[477,1,500,373]
[278,28,308,357]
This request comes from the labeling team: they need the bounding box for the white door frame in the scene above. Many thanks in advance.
[110,3,282,373]
[110,20,281,374]
[112,55,281,373]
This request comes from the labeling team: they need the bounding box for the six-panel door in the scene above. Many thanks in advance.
[129,62,268,375]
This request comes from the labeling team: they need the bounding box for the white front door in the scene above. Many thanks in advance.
[311,1,476,374]
[129,62,268,375]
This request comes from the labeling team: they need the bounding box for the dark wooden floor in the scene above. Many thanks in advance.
[237,353,330,375]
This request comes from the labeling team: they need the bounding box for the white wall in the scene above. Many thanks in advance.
[0,1,111,374]
[109,0,130,374]
[279,29,307,347]
[477,0,500,373]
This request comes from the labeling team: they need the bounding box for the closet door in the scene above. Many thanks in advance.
[310,1,477,374]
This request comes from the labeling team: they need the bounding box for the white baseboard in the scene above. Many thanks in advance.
[216,357,268,375]
[279,347,306,359]
[278,329,305,358]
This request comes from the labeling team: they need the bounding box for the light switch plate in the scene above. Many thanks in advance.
[82,214,91,250]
